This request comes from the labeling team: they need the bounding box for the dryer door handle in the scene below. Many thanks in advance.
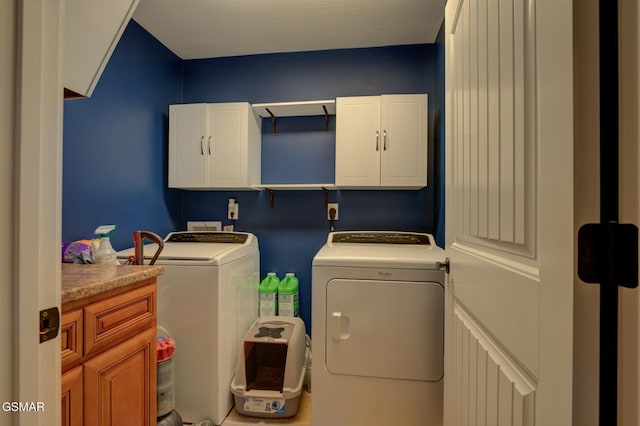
[331,312,350,341]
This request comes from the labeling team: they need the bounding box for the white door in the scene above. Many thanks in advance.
[0,0,17,418]
[169,103,208,188]
[380,94,428,188]
[444,0,574,424]
[208,103,246,187]
[12,0,64,424]
[335,96,382,187]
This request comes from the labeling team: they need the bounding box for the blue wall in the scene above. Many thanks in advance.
[62,21,183,249]
[180,45,437,333]
[62,20,445,335]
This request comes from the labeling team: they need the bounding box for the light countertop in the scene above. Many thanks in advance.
[61,263,164,305]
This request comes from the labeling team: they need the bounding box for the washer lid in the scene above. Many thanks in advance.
[312,231,445,269]
[116,231,258,265]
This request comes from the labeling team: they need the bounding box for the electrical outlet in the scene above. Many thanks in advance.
[228,199,239,220]
[327,203,339,220]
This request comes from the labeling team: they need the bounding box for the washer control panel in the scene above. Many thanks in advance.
[166,231,248,244]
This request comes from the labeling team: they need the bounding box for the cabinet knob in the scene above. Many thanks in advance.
[200,136,204,155]
[208,136,212,155]
[383,130,387,150]
[376,130,380,151]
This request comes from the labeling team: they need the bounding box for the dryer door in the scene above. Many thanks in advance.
[325,278,444,381]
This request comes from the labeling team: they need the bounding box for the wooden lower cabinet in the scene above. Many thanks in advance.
[84,327,156,426]
[61,365,83,426]
[62,280,157,426]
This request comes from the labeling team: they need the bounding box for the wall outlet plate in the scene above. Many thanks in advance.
[228,199,239,220]
[327,203,339,220]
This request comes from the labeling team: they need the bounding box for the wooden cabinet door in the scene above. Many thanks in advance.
[380,94,428,188]
[61,309,83,369]
[84,327,156,426]
[62,365,83,426]
[169,103,208,188]
[335,96,381,188]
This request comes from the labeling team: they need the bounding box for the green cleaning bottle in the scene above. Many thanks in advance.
[278,272,299,317]
[259,272,280,316]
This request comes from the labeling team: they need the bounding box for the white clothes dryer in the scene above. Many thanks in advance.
[312,231,445,426]
[118,231,259,425]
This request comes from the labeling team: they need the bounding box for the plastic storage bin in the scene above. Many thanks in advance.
[230,316,306,418]
[157,325,177,418]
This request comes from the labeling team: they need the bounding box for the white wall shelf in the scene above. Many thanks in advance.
[252,183,336,191]
[252,100,336,117]
[252,100,336,134]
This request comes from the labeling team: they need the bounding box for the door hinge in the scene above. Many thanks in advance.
[39,307,60,343]
[578,222,638,288]
[436,258,450,274]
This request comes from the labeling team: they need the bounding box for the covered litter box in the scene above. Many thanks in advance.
[230,316,306,418]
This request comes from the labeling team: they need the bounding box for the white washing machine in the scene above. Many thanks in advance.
[311,231,445,426]
[118,231,259,425]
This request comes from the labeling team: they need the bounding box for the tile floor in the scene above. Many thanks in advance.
[220,391,311,426]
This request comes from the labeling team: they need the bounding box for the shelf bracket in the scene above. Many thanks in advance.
[266,108,277,135]
[323,105,329,132]
[267,189,275,208]
[322,187,329,209]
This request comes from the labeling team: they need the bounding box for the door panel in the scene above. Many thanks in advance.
[84,328,155,426]
[209,104,245,185]
[61,366,83,426]
[16,1,64,424]
[449,0,538,373]
[169,104,207,188]
[380,94,428,187]
[335,96,381,187]
[325,278,443,381]
[445,0,575,425]
[452,308,535,426]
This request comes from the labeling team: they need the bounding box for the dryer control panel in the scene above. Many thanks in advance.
[329,231,432,245]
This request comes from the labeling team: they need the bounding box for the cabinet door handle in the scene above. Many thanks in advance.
[200,136,204,155]
[376,130,380,151]
[208,136,212,155]
[383,130,387,150]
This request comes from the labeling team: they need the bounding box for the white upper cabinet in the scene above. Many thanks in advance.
[169,103,261,189]
[64,0,139,98]
[335,94,428,189]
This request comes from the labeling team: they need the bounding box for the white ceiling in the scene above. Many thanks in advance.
[133,0,446,60]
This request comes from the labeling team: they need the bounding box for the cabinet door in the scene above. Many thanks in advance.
[61,309,83,369]
[62,366,83,426]
[207,103,250,188]
[169,104,208,188]
[84,328,156,426]
[335,96,381,187]
[380,94,428,188]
